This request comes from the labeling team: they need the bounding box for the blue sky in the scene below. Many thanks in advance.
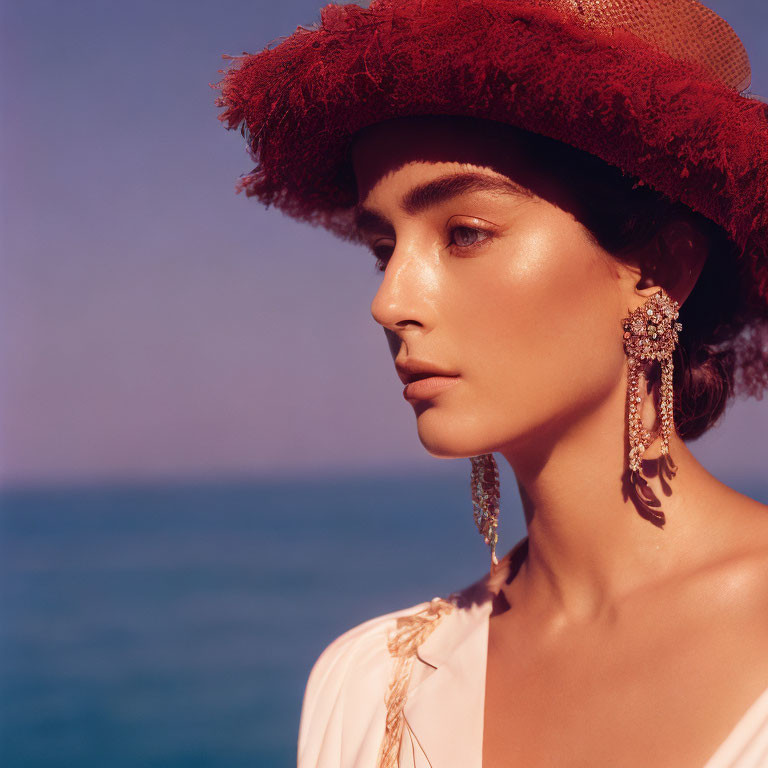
[1,0,766,487]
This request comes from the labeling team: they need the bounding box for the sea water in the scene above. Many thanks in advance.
[1,471,765,767]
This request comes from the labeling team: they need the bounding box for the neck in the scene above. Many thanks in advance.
[497,379,733,624]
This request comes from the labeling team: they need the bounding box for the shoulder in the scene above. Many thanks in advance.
[717,496,768,614]
[684,496,768,632]
[296,568,495,767]
[300,598,434,707]
[297,598,434,768]
[724,518,768,630]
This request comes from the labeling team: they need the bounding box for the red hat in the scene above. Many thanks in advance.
[213,0,768,307]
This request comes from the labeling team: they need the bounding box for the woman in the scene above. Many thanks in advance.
[214,0,768,765]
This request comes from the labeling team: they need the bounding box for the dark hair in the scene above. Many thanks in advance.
[512,126,768,441]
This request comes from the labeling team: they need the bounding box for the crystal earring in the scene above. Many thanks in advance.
[470,453,500,570]
[621,287,683,525]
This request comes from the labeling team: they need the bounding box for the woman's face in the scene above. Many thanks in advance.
[351,116,632,462]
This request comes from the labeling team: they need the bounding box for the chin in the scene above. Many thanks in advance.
[414,413,501,460]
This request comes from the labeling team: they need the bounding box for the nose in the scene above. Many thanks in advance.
[370,242,435,341]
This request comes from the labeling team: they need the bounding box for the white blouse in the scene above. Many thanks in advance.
[297,573,768,768]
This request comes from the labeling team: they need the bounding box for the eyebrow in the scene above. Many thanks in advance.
[353,171,533,235]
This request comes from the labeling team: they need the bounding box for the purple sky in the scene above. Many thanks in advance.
[1,0,766,488]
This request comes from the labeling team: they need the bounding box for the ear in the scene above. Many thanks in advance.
[619,215,708,310]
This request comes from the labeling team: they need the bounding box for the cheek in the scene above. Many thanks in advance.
[450,221,623,409]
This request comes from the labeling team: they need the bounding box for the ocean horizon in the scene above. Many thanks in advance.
[2,470,766,767]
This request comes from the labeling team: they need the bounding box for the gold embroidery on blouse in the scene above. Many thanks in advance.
[376,596,457,768]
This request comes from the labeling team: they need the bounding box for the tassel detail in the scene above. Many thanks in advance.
[621,288,683,526]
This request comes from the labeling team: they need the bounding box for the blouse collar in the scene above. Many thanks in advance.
[400,577,496,767]
[400,538,528,767]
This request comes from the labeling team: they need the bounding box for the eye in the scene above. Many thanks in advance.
[449,225,492,250]
[371,242,394,273]
[370,225,493,272]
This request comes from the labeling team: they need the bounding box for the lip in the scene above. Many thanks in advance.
[402,375,460,401]
[395,358,460,385]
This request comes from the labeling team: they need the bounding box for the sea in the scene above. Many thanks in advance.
[1,470,766,767]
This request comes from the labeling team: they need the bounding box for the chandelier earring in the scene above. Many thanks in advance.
[621,287,683,525]
[470,453,500,572]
